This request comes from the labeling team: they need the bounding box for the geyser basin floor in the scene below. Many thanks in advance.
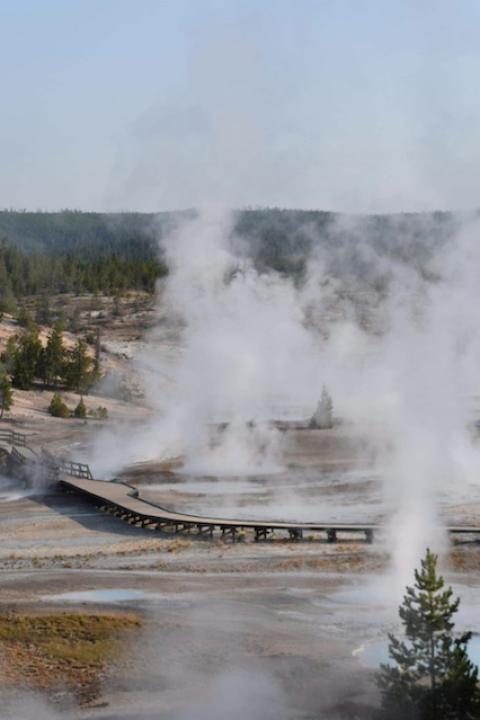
[3,420,480,717]
[2,488,480,718]
[122,423,480,526]
[0,610,140,707]
[130,466,385,523]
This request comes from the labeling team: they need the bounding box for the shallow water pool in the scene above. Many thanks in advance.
[355,635,480,668]
[44,588,149,603]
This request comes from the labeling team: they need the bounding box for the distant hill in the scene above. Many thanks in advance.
[0,211,172,303]
[0,208,462,307]
[0,210,164,257]
[0,206,459,263]
[233,207,459,277]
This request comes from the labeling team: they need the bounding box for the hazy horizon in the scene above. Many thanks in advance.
[0,205,476,218]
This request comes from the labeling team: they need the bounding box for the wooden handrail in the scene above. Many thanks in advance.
[57,460,93,480]
[0,429,28,447]
[3,425,480,544]
[38,449,93,480]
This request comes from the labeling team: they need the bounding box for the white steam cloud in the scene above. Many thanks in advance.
[90,207,480,588]
[140,207,319,476]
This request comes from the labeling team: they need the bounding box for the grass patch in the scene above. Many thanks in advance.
[167,538,192,553]
[0,610,140,703]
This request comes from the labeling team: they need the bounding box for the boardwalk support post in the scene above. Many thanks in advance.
[155,522,168,531]
[197,524,214,538]
[222,526,237,543]
[289,528,303,541]
[141,518,156,528]
[365,529,374,544]
[255,527,271,542]
[327,528,337,543]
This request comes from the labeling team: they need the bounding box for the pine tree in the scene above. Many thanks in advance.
[17,306,35,330]
[65,340,93,394]
[74,396,87,419]
[69,306,82,332]
[48,393,70,418]
[35,295,51,325]
[309,385,334,429]
[93,327,101,379]
[0,373,13,419]
[377,548,480,719]
[43,322,66,386]
[11,331,43,389]
[96,406,108,420]
[3,336,17,375]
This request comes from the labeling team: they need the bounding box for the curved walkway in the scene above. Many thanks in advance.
[1,430,480,543]
[59,473,380,542]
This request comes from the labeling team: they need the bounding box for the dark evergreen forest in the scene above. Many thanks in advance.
[0,208,460,312]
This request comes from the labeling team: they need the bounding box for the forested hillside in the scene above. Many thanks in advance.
[0,211,169,307]
[0,208,460,312]
[0,210,163,255]
[0,238,165,302]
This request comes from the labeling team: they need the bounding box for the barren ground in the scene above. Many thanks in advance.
[1,299,480,718]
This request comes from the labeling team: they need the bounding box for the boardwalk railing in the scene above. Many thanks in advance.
[3,427,480,545]
[39,449,93,480]
[0,429,28,448]
[58,460,93,480]
[9,446,28,466]
[0,435,93,481]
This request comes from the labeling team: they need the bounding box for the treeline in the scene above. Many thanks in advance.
[0,210,167,255]
[233,207,459,281]
[0,208,461,309]
[0,237,167,310]
[0,209,172,308]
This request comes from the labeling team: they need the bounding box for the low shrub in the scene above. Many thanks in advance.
[48,393,70,418]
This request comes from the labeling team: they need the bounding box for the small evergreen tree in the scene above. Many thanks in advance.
[2,336,17,375]
[309,385,334,429]
[74,396,87,419]
[48,393,70,418]
[0,373,13,419]
[377,548,480,719]
[65,340,93,393]
[69,306,82,333]
[113,294,121,316]
[35,295,51,325]
[0,255,17,315]
[11,331,43,389]
[96,405,108,420]
[17,306,35,330]
[43,322,66,386]
[55,312,66,333]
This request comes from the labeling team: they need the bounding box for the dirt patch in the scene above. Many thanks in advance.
[448,545,480,573]
[136,544,387,574]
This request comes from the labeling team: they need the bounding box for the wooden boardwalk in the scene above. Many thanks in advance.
[59,473,381,542]
[2,430,480,543]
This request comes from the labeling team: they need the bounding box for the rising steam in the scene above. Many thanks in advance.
[90,208,480,587]
[132,207,320,476]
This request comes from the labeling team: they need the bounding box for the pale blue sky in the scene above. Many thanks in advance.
[1,1,480,213]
